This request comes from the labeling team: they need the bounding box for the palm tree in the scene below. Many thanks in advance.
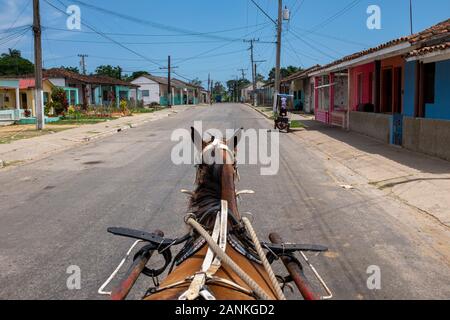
[1,48,21,58]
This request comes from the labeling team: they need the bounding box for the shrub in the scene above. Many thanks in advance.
[47,87,69,115]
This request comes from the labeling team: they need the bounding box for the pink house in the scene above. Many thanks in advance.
[349,62,376,112]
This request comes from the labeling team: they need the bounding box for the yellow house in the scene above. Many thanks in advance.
[0,78,54,120]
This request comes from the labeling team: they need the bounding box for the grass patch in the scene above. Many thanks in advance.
[0,127,70,144]
[290,120,305,128]
[130,107,158,113]
[51,117,117,125]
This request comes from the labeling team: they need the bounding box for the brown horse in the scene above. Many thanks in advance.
[144,128,279,300]
[105,127,329,300]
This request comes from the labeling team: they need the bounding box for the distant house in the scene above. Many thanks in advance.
[131,74,199,106]
[240,81,265,103]
[43,68,138,108]
[0,77,54,121]
[260,82,274,107]
[281,65,320,113]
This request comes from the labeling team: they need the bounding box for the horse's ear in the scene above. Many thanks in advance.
[228,127,243,150]
[191,126,205,150]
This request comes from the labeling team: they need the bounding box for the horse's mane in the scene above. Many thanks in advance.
[189,164,223,231]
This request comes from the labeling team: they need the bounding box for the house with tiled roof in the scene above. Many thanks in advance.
[130,74,200,106]
[281,65,321,113]
[41,68,138,108]
[0,76,55,121]
[401,25,450,160]
[298,18,449,152]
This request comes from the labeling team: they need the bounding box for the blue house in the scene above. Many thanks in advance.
[404,43,450,120]
[402,37,450,161]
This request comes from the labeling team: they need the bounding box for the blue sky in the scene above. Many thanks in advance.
[1,0,449,86]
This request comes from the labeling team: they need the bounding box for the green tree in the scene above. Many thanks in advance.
[61,66,79,73]
[212,81,225,95]
[268,66,301,82]
[0,49,34,76]
[226,78,250,101]
[256,73,265,82]
[126,70,150,81]
[189,77,203,87]
[95,65,122,79]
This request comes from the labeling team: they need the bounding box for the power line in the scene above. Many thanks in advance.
[43,0,164,68]
[288,29,338,60]
[175,24,270,65]
[44,38,234,45]
[290,26,370,47]
[3,0,31,36]
[291,0,305,19]
[301,0,362,34]
[42,22,270,38]
[70,0,262,42]
[250,0,277,25]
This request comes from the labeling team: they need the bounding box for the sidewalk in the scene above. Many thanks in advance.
[0,105,192,169]
[248,104,450,228]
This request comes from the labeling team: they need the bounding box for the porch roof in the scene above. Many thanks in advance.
[16,68,138,87]
[406,41,450,62]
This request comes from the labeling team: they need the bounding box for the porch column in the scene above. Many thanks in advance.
[329,73,335,115]
[15,87,20,110]
[314,77,319,116]
[172,87,175,105]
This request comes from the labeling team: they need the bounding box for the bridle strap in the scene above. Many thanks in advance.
[201,139,235,165]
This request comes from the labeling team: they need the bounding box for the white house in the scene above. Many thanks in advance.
[130,75,161,106]
[240,81,266,103]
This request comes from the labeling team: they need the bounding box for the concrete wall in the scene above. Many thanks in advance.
[403,117,450,161]
[349,111,391,143]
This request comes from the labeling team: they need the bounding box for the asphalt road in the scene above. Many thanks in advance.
[0,103,449,300]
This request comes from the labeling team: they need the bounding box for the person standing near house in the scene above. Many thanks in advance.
[280,95,287,116]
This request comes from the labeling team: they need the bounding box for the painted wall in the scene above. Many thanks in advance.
[403,59,450,120]
[131,76,160,105]
[425,60,450,120]
[349,62,375,111]
[333,75,348,111]
[403,61,416,117]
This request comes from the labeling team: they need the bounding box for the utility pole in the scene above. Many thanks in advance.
[78,54,88,75]
[237,69,247,103]
[244,39,260,106]
[253,60,266,106]
[160,55,178,107]
[33,0,44,130]
[274,0,283,112]
[207,73,211,104]
[409,0,414,35]
[210,78,213,105]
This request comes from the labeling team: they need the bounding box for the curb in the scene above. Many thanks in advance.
[244,103,272,120]
[0,107,192,170]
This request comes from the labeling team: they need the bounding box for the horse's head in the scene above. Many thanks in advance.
[189,126,243,227]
